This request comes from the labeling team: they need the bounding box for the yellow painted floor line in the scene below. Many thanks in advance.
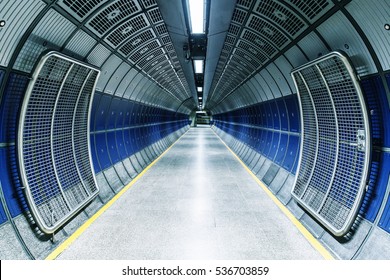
[212,130,335,260]
[46,130,188,260]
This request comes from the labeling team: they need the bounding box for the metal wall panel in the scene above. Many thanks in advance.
[266,63,291,96]
[18,52,100,234]
[291,52,371,236]
[105,63,132,96]
[95,54,122,93]
[286,0,333,23]
[346,0,390,71]
[0,0,45,67]
[86,43,111,67]
[297,32,329,61]
[13,9,76,73]
[65,30,97,58]
[274,56,294,94]
[317,11,377,76]
[116,68,138,98]
[257,71,274,100]
[284,45,308,68]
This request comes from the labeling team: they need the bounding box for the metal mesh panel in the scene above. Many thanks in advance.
[291,51,371,236]
[18,52,100,234]
[232,8,247,24]
[287,0,333,21]
[59,0,108,20]
[254,0,307,37]
[241,29,277,57]
[118,29,156,56]
[105,14,149,47]
[128,40,161,63]
[147,7,163,24]
[247,14,289,49]
[87,0,141,35]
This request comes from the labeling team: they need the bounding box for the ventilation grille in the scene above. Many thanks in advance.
[105,14,149,47]
[18,52,100,234]
[247,14,289,49]
[87,0,141,35]
[128,39,160,63]
[58,0,108,20]
[118,29,155,57]
[255,0,307,37]
[241,29,277,57]
[287,0,333,21]
[291,51,371,236]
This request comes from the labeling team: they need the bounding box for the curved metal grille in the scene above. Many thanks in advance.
[291,51,371,236]
[18,52,100,234]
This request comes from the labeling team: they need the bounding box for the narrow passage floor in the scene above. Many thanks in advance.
[57,126,323,260]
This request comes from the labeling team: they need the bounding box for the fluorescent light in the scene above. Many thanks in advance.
[194,60,203,74]
[188,0,204,34]
[198,96,203,100]
[197,87,203,92]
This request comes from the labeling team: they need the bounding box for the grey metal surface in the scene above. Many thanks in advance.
[18,52,100,234]
[346,0,390,71]
[317,11,377,76]
[13,9,76,72]
[291,51,371,236]
[56,127,323,259]
[0,0,45,67]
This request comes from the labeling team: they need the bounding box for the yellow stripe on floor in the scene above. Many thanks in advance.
[213,130,335,260]
[46,131,188,260]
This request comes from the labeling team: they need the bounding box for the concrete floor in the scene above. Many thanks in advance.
[57,126,323,260]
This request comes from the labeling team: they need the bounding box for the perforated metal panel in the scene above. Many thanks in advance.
[58,0,109,21]
[291,51,371,236]
[13,9,76,73]
[18,52,100,234]
[87,0,142,35]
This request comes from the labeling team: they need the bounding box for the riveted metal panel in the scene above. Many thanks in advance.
[96,54,122,92]
[346,0,390,71]
[291,52,371,236]
[106,62,132,96]
[254,0,307,38]
[65,30,97,58]
[124,72,144,99]
[286,0,333,23]
[18,52,100,234]
[13,9,76,73]
[274,55,295,93]
[0,0,45,67]
[317,11,377,76]
[116,68,138,98]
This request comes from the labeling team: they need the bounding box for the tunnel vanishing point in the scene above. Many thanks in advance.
[0,0,389,259]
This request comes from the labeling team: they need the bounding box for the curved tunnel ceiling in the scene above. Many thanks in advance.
[3,0,387,116]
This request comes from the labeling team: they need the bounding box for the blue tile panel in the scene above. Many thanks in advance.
[90,91,189,172]
[213,94,301,174]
